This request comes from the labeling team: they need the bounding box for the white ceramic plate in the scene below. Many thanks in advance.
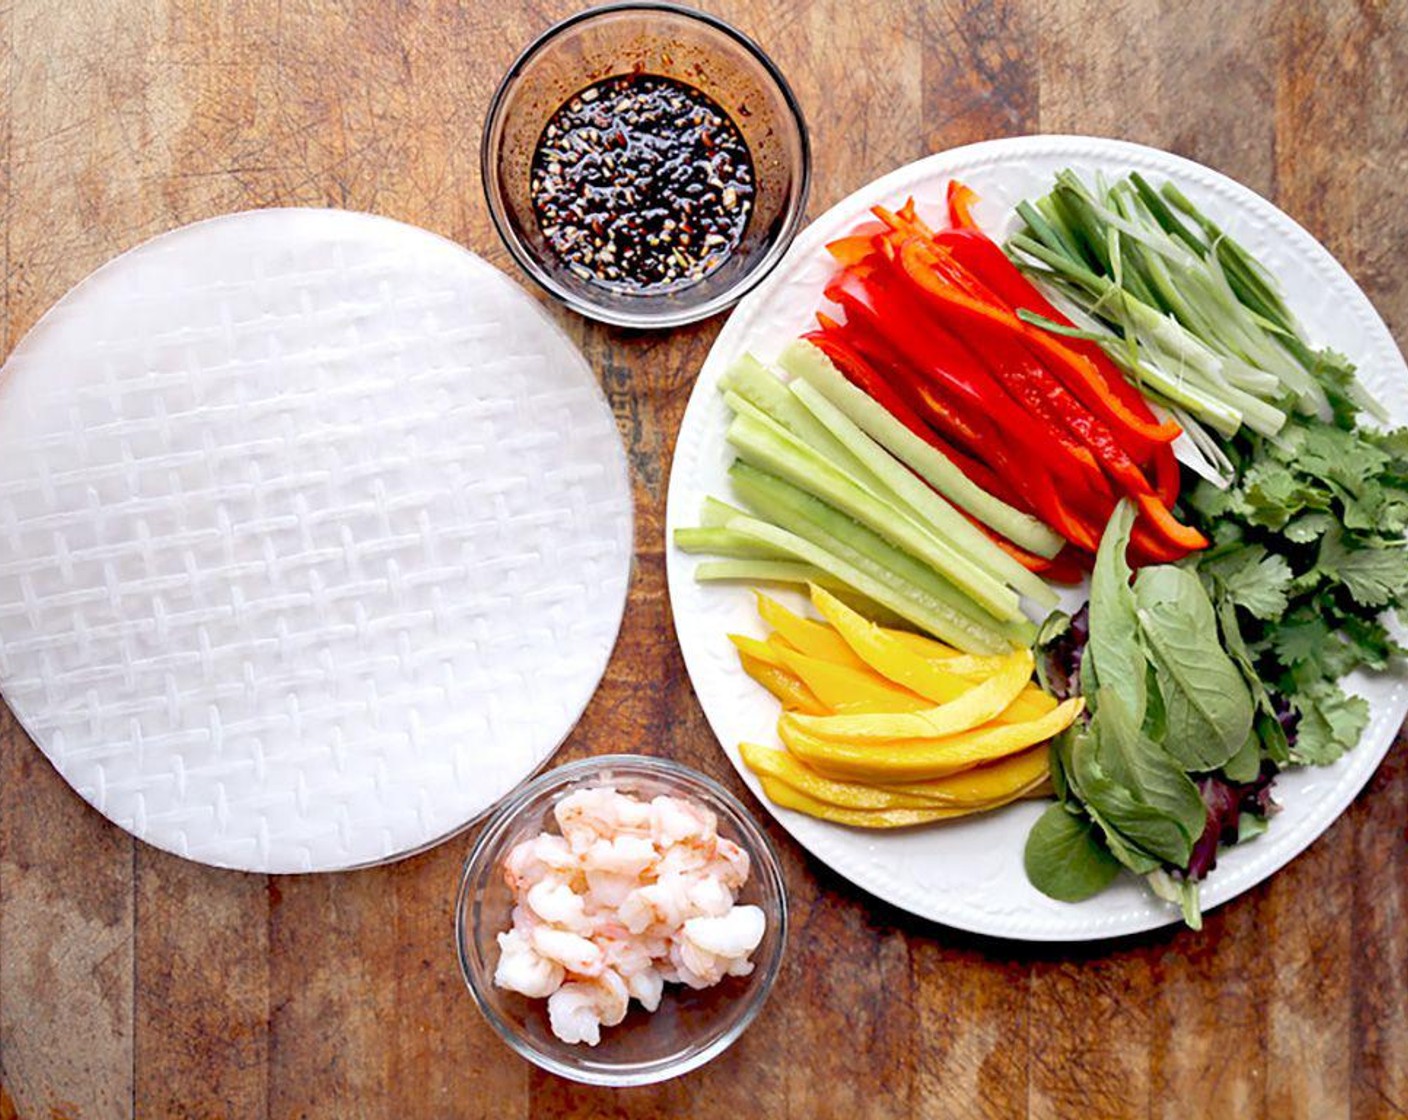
[665,136,1408,940]
[0,209,633,873]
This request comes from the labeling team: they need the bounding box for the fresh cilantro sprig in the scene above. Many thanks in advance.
[1185,411,1408,766]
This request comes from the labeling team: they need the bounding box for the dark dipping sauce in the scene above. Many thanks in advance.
[530,73,756,295]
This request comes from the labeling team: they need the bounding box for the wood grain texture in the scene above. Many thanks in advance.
[1,1,1406,1118]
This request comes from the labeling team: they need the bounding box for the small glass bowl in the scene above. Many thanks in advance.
[481,2,810,329]
[455,754,788,1086]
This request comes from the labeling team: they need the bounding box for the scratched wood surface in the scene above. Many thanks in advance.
[1,1,1406,1117]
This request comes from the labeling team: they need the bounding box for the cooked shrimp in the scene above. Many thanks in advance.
[619,875,693,935]
[682,905,766,960]
[503,832,577,892]
[583,869,639,910]
[530,926,604,976]
[546,970,630,1047]
[625,966,664,1012]
[525,877,589,933]
[494,786,766,1045]
[493,929,564,999]
[583,834,657,877]
[709,837,750,891]
[650,794,717,848]
[684,874,734,918]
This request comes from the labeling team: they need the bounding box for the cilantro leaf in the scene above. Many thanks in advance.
[1361,425,1408,460]
[1239,461,1329,530]
[1315,526,1408,608]
[1202,545,1293,620]
[1292,425,1388,491]
[1288,679,1370,766]
[1283,512,1333,543]
[1270,608,1332,669]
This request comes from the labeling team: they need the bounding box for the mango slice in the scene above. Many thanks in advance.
[787,647,1035,741]
[741,742,952,809]
[881,627,961,660]
[771,643,932,714]
[755,591,865,668]
[810,585,987,699]
[756,776,974,828]
[742,741,1051,810]
[729,632,784,666]
[731,582,1073,830]
[778,697,1085,781]
[873,745,1051,803]
[737,652,829,715]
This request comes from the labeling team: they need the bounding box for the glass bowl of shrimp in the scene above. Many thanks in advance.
[455,753,789,1086]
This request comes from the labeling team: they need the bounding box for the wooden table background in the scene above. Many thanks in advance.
[1,1,1406,1117]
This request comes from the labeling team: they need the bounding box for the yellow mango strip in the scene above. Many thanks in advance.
[809,584,989,702]
[884,628,961,660]
[1009,687,1058,720]
[741,742,948,810]
[754,591,865,668]
[737,652,829,715]
[787,647,1035,742]
[728,632,784,667]
[984,687,1059,727]
[875,744,1050,804]
[779,697,1084,781]
[883,629,1012,680]
[765,632,802,658]
[771,643,932,714]
[757,776,976,828]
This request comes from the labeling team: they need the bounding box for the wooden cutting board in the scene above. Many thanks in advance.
[1,1,1404,1117]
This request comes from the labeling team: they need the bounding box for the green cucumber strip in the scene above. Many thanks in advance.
[728,461,1031,645]
[723,514,1015,654]
[726,413,1023,622]
[693,558,844,589]
[692,559,911,627]
[777,339,1064,560]
[720,388,777,428]
[784,374,1058,610]
[672,526,788,559]
[699,496,750,528]
[719,355,871,481]
[721,389,891,500]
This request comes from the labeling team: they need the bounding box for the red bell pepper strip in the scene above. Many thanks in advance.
[826,233,881,269]
[805,319,1014,501]
[884,264,1133,502]
[946,181,979,230]
[1151,441,1180,508]
[1041,546,1092,583]
[931,224,1170,453]
[826,263,1104,505]
[822,241,1120,553]
[825,284,1047,513]
[1033,478,1105,553]
[836,311,998,457]
[872,204,1178,460]
[1134,492,1208,553]
[883,189,1179,455]
[804,320,933,439]
[1129,520,1194,564]
[894,236,1180,449]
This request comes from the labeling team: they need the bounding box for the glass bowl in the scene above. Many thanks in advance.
[455,754,788,1086]
[481,2,810,329]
